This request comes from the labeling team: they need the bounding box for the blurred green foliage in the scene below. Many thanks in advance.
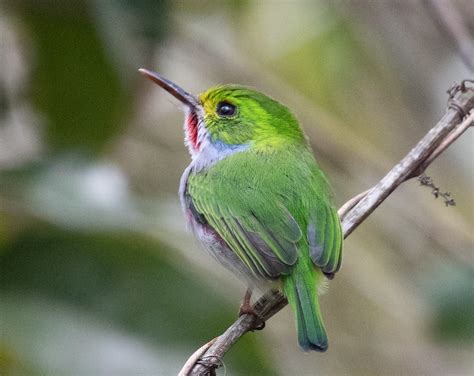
[0,226,273,374]
[428,266,474,342]
[19,2,127,154]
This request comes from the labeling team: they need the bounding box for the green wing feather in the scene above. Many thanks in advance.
[189,175,301,279]
[187,147,342,280]
[307,204,343,276]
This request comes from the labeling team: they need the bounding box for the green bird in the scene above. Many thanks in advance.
[139,69,343,352]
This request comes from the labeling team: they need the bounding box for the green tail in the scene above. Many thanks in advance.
[283,263,328,352]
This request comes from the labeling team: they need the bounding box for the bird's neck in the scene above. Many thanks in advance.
[190,135,250,173]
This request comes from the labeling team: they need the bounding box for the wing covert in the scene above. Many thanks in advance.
[188,178,302,280]
[308,205,342,276]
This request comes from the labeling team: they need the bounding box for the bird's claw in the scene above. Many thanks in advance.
[238,303,266,331]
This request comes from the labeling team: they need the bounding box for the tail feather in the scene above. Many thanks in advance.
[283,268,328,352]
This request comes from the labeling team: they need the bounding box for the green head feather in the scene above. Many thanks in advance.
[199,85,307,148]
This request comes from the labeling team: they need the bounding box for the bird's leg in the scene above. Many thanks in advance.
[238,288,265,330]
[239,288,253,314]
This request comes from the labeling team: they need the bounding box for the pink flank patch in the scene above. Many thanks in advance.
[186,111,200,151]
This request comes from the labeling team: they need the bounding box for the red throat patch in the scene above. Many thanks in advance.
[186,111,200,151]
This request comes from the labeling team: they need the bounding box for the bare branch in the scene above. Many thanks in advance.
[181,84,474,376]
[414,111,474,175]
[342,88,473,237]
[321,111,472,222]
[338,189,370,220]
[178,339,218,376]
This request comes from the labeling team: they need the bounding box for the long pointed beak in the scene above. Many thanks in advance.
[138,68,200,109]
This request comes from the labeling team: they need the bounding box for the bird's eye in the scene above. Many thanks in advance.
[216,101,236,117]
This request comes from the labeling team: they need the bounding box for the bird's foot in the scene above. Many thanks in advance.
[238,289,265,331]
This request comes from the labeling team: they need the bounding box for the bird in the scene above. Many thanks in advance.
[139,68,343,352]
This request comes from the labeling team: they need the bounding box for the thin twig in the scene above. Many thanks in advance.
[413,111,474,175]
[336,110,472,225]
[338,189,370,221]
[335,110,472,220]
[342,88,473,237]
[180,85,474,376]
[178,338,218,376]
[418,173,456,206]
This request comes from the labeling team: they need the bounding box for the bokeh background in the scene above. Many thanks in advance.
[0,1,473,375]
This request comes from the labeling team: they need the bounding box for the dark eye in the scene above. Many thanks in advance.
[216,101,236,117]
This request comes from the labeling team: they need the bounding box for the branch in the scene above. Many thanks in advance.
[342,83,473,237]
[181,82,474,376]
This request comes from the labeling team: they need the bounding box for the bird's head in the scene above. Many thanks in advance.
[139,69,306,158]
